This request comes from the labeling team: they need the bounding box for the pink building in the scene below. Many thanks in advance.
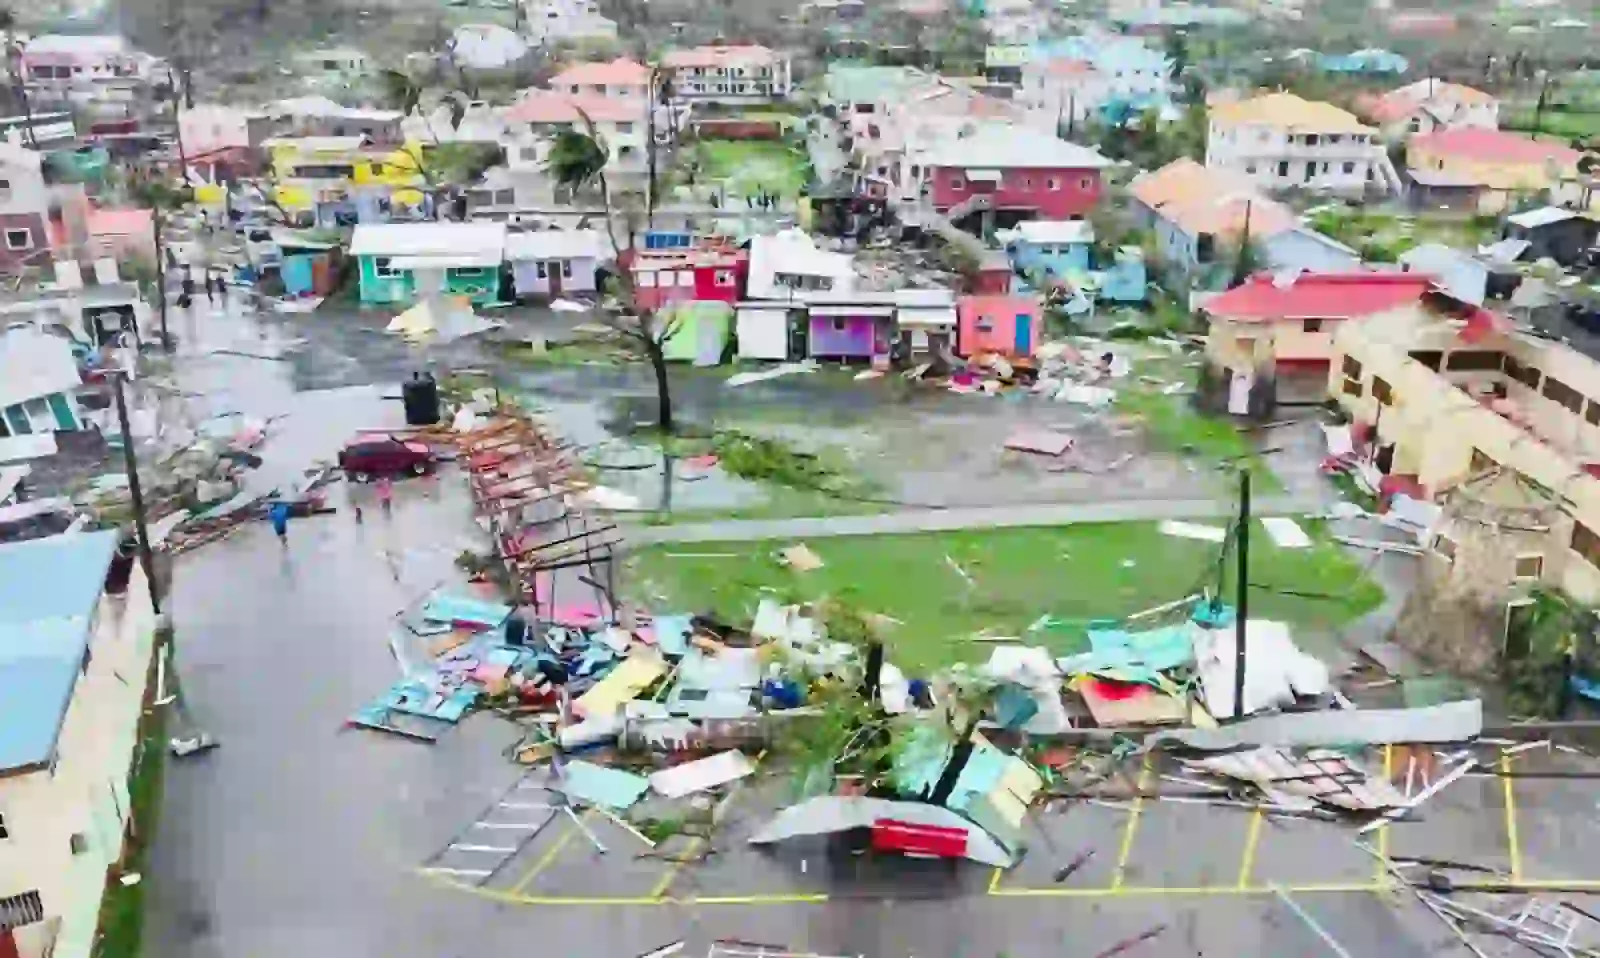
[20,35,149,83]
[923,128,1110,224]
[958,294,1044,358]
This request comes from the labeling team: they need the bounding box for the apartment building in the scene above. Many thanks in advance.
[661,46,792,106]
[0,531,159,958]
[1206,92,1402,195]
[1329,293,1600,603]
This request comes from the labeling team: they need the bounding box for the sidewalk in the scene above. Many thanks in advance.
[630,494,1330,545]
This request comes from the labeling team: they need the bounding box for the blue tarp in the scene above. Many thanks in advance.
[281,254,316,295]
[1058,624,1195,684]
[558,759,649,810]
[422,594,512,629]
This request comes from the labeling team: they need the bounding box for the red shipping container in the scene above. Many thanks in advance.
[870,819,968,859]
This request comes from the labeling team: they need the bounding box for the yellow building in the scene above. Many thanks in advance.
[1329,293,1600,602]
[262,135,428,212]
[1406,128,1585,213]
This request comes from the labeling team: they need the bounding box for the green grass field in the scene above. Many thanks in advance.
[628,522,1384,671]
[684,140,812,199]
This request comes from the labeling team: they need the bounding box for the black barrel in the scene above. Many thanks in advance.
[401,372,440,426]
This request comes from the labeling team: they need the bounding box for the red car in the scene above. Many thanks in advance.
[339,437,433,481]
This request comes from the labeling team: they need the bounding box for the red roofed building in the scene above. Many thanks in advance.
[957,294,1043,358]
[549,58,654,99]
[1203,272,1433,384]
[1407,129,1586,213]
[627,244,747,311]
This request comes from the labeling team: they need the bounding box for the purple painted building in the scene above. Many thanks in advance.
[807,309,890,360]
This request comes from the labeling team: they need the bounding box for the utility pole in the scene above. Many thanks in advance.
[1233,470,1250,720]
[111,370,161,615]
[152,207,170,351]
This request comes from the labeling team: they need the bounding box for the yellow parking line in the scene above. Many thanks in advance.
[509,818,580,895]
[1376,745,1393,885]
[651,749,766,900]
[991,881,1384,899]
[988,866,1004,894]
[1501,753,1523,881]
[1111,754,1153,890]
[1236,810,1264,889]
[686,893,832,905]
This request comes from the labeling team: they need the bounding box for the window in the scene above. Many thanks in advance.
[1511,360,1542,389]
[1372,377,1393,405]
[638,271,657,288]
[561,260,572,279]
[1046,176,1060,191]
[0,812,7,839]
[975,317,994,332]
[1021,176,1033,190]
[4,228,30,250]
[1445,351,1504,372]
[714,269,734,287]
[1433,534,1457,563]
[832,317,847,331]
[452,267,489,279]
[1342,376,1363,397]
[615,122,633,133]
[1587,400,1600,427]
[950,175,966,190]
[1410,350,1443,371]
[1079,177,1092,190]
[1514,554,1544,580]
[0,177,10,198]
[1574,522,1600,568]
[1544,377,1585,414]
[1277,161,1289,177]
[1303,318,1324,333]
[1342,356,1363,380]
[372,256,401,279]
[1245,163,1257,175]
[536,261,548,278]
[678,271,695,288]
[1343,162,1355,174]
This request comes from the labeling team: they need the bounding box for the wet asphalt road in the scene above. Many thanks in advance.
[142,294,1559,958]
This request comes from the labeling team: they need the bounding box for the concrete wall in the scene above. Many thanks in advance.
[0,568,157,958]
[1329,311,1600,603]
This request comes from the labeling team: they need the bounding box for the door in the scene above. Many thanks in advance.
[546,261,562,296]
[1013,314,1031,355]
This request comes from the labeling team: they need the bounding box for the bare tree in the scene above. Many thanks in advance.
[548,93,681,433]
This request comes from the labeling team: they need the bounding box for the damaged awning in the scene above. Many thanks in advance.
[749,796,1018,867]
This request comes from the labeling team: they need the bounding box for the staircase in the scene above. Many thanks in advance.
[943,192,994,223]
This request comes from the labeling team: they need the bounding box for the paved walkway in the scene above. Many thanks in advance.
[630,494,1331,545]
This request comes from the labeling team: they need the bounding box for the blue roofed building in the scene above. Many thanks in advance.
[0,531,159,958]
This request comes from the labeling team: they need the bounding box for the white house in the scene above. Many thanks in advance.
[745,228,857,301]
[292,47,370,78]
[449,24,530,71]
[1358,79,1499,140]
[505,229,606,298]
[0,327,83,438]
[548,58,654,99]
[0,531,158,958]
[0,140,51,274]
[177,104,271,156]
[1020,58,1111,128]
[661,46,792,106]
[1206,92,1403,195]
[523,0,619,44]
[504,89,649,191]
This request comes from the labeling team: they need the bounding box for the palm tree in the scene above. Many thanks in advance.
[546,114,678,433]
[0,8,36,148]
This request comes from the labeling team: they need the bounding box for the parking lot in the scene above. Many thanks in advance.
[410,742,1600,954]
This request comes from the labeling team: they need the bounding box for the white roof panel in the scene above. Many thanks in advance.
[349,222,507,260]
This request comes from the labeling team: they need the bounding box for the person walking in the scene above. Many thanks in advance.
[376,476,394,516]
[180,268,195,309]
[204,268,215,305]
[268,501,291,544]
